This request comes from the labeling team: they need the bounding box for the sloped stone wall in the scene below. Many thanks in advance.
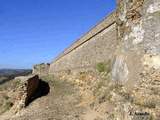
[35,0,160,119]
[49,0,160,88]
[49,12,117,74]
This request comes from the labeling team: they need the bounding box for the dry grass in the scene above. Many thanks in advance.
[134,98,156,109]
[0,78,20,115]
[0,93,13,114]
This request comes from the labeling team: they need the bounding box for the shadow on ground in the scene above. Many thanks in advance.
[27,79,50,106]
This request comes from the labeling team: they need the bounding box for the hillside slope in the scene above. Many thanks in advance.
[0,69,32,84]
[0,78,101,120]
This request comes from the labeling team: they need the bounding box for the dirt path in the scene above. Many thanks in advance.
[9,80,84,120]
[0,79,101,120]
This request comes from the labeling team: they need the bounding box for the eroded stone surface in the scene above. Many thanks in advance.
[112,55,129,83]
[11,75,40,113]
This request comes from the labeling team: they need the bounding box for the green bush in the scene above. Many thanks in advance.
[96,62,106,72]
[96,60,111,73]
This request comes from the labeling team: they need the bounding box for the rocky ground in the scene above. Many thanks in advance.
[0,76,103,120]
[0,69,160,120]
[52,70,160,120]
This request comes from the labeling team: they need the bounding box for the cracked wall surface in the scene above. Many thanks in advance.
[115,0,160,83]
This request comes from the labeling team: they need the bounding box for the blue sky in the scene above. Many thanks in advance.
[0,0,116,69]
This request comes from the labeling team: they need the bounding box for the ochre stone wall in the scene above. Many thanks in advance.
[49,12,117,73]
[49,0,160,86]
[112,0,160,85]
[37,1,160,119]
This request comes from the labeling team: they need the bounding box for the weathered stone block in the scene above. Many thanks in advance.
[12,75,40,113]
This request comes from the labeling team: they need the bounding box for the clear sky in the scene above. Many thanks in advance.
[0,0,116,69]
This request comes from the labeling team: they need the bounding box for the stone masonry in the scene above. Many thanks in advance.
[49,0,160,86]
[49,12,117,74]
[113,0,160,84]
[21,0,160,119]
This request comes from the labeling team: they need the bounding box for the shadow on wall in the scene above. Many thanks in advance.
[26,79,50,106]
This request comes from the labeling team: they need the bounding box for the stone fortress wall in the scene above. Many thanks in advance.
[33,1,160,119]
[49,12,117,73]
[34,0,160,86]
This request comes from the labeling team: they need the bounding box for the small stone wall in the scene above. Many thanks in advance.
[33,63,50,76]
[11,75,40,113]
